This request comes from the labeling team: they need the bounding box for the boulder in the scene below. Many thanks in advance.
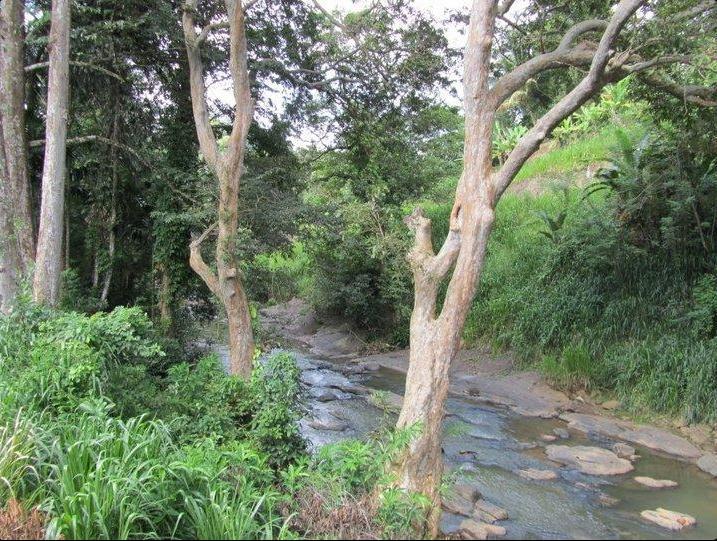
[459,519,488,540]
[597,494,620,507]
[697,453,717,477]
[442,494,473,517]
[634,476,678,489]
[553,427,570,439]
[518,468,558,481]
[541,434,558,442]
[612,442,636,459]
[453,482,481,503]
[640,508,696,530]
[545,445,634,475]
[315,391,338,402]
[459,519,507,540]
[473,499,508,521]
[308,418,348,432]
[560,413,702,459]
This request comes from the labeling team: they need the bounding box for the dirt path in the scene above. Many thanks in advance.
[260,299,717,469]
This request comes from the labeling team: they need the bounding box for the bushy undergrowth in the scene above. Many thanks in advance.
[0,301,427,539]
[257,122,717,424]
[463,130,717,423]
[0,302,305,539]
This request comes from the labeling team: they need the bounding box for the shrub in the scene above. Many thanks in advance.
[0,306,308,539]
[247,352,306,468]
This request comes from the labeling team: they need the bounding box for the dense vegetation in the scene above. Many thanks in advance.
[257,87,717,426]
[1,0,716,538]
[0,300,430,539]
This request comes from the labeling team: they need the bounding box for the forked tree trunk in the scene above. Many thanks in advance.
[33,0,71,306]
[183,0,255,377]
[392,0,651,536]
[0,0,34,313]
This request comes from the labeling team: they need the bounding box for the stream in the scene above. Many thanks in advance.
[218,344,717,539]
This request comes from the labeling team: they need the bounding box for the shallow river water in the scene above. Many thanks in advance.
[242,346,717,539]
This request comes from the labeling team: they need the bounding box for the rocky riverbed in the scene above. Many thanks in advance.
[216,299,717,539]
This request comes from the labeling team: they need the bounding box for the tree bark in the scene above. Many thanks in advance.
[183,0,255,377]
[0,0,34,313]
[33,0,71,306]
[158,263,173,327]
[100,105,120,304]
[393,0,649,536]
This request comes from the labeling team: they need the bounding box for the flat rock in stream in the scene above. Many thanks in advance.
[459,519,506,540]
[553,428,570,439]
[697,453,717,477]
[452,482,482,503]
[473,500,508,522]
[612,442,636,459]
[314,390,340,402]
[560,413,702,459]
[308,418,349,432]
[545,445,634,475]
[442,494,473,516]
[301,369,353,389]
[518,468,558,481]
[640,508,696,530]
[634,476,678,489]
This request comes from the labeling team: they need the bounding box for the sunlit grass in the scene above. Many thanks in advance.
[514,126,643,182]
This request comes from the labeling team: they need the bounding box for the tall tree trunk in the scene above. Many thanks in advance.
[392,0,651,536]
[100,106,119,304]
[33,0,71,306]
[158,263,172,327]
[0,0,34,313]
[183,0,255,377]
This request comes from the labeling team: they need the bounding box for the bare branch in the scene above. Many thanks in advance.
[491,18,609,108]
[668,0,717,22]
[636,72,717,107]
[196,21,229,45]
[494,0,646,201]
[497,0,517,16]
[182,0,221,171]
[557,19,608,50]
[29,134,145,163]
[25,60,124,81]
[190,221,218,248]
[189,222,221,299]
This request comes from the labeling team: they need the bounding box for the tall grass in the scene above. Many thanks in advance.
[461,183,717,423]
[513,126,643,182]
[0,412,37,506]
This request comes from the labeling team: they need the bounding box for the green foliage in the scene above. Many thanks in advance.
[250,243,311,304]
[247,352,307,468]
[284,425,427,538]
[493,121,528,164]
[0,413,37,507]
[460,126,717,423]
[688,274,717,338]
[0,305,308,539]
[553,79,644,143]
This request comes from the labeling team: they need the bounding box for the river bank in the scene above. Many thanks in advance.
[240,299,717,538]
